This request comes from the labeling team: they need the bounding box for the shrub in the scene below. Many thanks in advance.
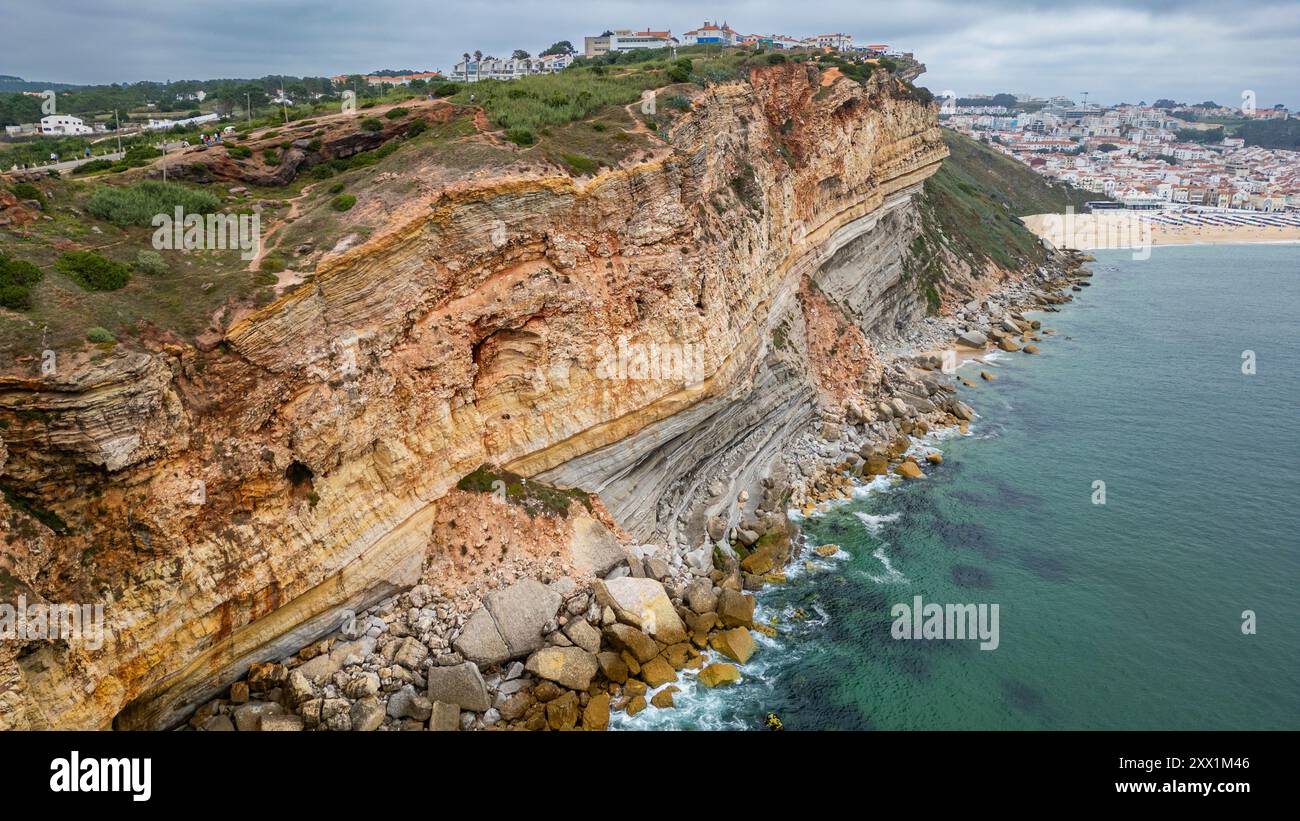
[309,164,335,179]
[328,182,345,194]
[406,120,428,137]
[561,153,598,175]
[591,122,606,132]
[86,180,221,227]
[8,182,45,207]
[259,253,286,273]
[262,148,280,164]
[86,327,116,343]
[73,158,116,175]
[505,127,535,147]
[331,194,356,212]
[55,251,131,291]
[385,107,409,119]
[767,53,787,65]
[359,117,383,132]
[134,249,168,275]
[227,144,252,159]
[122,145,162,163]
[432,82,460,97]
[0,254,43,310]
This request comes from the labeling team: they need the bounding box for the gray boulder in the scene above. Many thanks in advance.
[957,330,988,348]
[428,701,460,731]
[427,662,491,712]
[453,578,562,665]
[568,515,628,576]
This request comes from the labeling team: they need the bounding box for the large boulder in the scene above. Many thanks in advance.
[452,608,511,666]
[583,693,611,730]
[684,578,718,615]
[716,589,756,629]
[426,662,491,712]
[525,647,599,691]
[698,663,742,688]
[453,578,561,665]
[603,623,659,664]
[711,628,755,664]
[568,515,628,576]
[484,579,562,657]
[957,330,988,349]
[594,577,688,645]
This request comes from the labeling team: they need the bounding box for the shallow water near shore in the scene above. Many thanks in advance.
[618,243,1300,730]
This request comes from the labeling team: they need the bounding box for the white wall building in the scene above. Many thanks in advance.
[39,115,93,135]
[453,53,573,82]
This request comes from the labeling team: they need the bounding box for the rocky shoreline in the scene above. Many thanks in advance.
[180,249,1096,733]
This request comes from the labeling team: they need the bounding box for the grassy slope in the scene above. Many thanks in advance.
[904,128,1097,312]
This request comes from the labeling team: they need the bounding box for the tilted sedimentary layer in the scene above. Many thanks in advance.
[0,64,946,729]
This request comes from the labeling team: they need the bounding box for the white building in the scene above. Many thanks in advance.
[144,112,221,131]
[40,115,93,135]
[815,33,854,50]
[453,53,573,82]
[680,21,740,46]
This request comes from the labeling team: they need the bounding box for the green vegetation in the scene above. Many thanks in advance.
[456,464,594,518]
[505,127,535,147]
[8,181,46,208]
[134,249,168,275]
[905,129,1100,308]
[359,117,383,132]
[561,153,599,175]
[86,180,221,227]
[228,144,252,159]
[452,68,666,132]
[55,251,132,291]
[0,253,43,310]
[331,194,356,211]
[939,129,1096,216]
[85,326,116,343]
[1237,117,1300,150]
[385,107,409,119]
[1176,126,1225,143]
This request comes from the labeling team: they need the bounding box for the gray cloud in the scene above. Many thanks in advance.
[5,0,1297,108]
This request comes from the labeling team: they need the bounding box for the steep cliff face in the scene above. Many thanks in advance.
[0,64,946,729]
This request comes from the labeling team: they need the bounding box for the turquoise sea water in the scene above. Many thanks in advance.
[620,243,1300,730]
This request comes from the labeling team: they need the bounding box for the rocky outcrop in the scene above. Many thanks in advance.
[0,63,948,729]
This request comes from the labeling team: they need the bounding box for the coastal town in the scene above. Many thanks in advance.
[943,94,1300,222]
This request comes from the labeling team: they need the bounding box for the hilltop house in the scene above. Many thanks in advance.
[452,53,572,82]
[584,29,677,57]
[39,114,93,136]
[680,21,740,46]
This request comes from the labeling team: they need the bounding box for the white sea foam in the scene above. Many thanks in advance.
[854,510,901,535]
[865,545,911,585]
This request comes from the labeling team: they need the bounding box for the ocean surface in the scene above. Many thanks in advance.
[617,243,1300,730]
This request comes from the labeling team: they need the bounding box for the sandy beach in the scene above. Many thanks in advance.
[1023,212,1300,249]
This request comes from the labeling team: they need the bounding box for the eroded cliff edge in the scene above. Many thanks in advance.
[0,63,950,729]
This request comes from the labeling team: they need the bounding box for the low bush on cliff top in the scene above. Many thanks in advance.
[86,180,221,227]
[452,68,666,132]
[457,464,594,518]
[55,251,132,291]
[0,253,43,310]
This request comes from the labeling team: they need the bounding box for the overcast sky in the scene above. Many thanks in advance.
[6,0,1298,108]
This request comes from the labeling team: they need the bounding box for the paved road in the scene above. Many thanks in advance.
[9,141,194,175]
[10,151,124,174]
